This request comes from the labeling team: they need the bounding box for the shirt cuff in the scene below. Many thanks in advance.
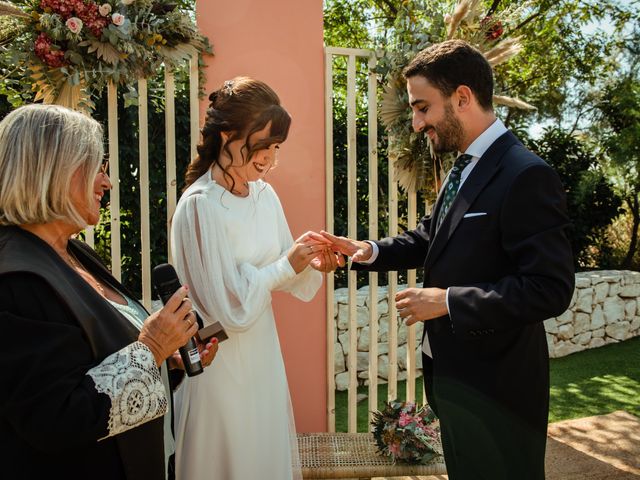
[355,241,379,264]
[445,287,455,333]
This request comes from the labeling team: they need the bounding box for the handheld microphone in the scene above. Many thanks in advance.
[152,263,203,377]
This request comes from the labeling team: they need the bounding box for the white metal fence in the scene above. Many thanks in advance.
[325,46,429,433]
[84,57,201,312]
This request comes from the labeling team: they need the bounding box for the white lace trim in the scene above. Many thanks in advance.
[87,341,168,440]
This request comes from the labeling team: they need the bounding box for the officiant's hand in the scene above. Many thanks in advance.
[319,231,373,263]
[395,287,448,326]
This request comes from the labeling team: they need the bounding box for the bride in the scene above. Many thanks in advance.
[171,77,339,479]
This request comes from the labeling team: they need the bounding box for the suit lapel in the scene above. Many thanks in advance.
[424,131,520,269]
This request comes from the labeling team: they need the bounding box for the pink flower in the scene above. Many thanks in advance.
[65,16,83,34]
[99,3,112,16]
[40,0,83,19]
[399,412,412,427]
[388,442,401,456]
[34,32,66,68]
[78,2,109,37]
[111,13,125,26]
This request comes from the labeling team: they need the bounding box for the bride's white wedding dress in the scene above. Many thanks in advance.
[170,172,321,480]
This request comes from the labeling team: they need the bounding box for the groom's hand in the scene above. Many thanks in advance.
[395,287,448,326]
[319,231,373,263]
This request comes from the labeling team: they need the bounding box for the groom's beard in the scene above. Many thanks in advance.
[429,104,464,154]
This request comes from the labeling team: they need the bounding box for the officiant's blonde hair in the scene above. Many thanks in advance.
[0,104,103,227]
[184,76,291,191]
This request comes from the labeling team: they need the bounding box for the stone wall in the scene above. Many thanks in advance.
[545,270,640,357]
[333,270,640,391]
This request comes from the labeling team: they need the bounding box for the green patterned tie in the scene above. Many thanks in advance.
[436,153,473,231]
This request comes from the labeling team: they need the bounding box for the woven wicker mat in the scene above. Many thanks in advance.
[297,432,446,479]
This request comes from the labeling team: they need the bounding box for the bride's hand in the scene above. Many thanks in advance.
[287,231,332,273]
[310,248,346,273]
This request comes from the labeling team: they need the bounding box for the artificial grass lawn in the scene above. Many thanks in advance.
[334,336,640,432]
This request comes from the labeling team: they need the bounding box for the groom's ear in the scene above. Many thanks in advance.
[453,85,473,111]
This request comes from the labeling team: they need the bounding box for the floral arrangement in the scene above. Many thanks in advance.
[0,0,211,110]
[376,0,535,194]
[371,401,442,464]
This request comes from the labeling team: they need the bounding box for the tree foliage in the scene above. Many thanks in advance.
[595,72,640,268]
[495,0,637,126]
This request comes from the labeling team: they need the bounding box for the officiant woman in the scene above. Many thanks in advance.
[0,104,217,480]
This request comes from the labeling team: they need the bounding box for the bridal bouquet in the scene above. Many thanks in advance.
[371,401,441,464]
[0,0,211,110]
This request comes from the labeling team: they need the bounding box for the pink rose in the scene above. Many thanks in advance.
[111,13,125,26]
[99,3,112,16]
[66,17,83,34]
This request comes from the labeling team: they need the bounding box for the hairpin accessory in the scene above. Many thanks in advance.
[223,80,234,95]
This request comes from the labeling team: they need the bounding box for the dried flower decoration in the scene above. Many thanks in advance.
[0,0,212,111]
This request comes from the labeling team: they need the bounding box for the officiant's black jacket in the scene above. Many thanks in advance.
[354,131,575,480]
[0,226,168,480]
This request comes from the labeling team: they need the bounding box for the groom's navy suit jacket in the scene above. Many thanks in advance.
[354,130,574,479]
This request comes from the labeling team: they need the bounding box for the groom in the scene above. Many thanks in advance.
[324,40,574,479]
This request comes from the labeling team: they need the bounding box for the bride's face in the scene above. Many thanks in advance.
[222,122,280,182]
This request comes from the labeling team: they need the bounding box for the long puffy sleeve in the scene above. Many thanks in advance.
[171,180,321,333]
[0,274,167,453]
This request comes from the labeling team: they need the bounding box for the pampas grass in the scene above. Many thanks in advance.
[0,2,29,18]
[484,37,524,66]
[447,0,471,39]
[494,94,536,110]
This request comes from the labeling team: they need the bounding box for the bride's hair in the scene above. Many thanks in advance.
[184,76,291,191]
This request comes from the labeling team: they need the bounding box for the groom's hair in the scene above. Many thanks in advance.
[403,39,494,111]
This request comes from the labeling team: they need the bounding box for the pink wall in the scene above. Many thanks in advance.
[196,0,327,432]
